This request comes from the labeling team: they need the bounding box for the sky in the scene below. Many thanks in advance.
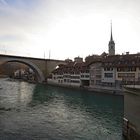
[0,0,140,60]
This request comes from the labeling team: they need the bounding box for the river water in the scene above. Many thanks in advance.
[0,78,123,140]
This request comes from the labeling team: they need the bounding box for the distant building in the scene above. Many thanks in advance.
[74,56,83,63]
[85,54,101,64]
[47,57,89,88]
[65,58,73,63]
[89,58,102,87]
[14,69,25,78]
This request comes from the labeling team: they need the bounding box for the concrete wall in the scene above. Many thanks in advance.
[124,88,140,139]
[124,92,140,132]
[47,79,80,87]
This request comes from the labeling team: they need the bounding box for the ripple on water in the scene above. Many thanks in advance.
[0,79,124,140]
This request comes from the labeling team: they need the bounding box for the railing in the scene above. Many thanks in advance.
[122,80,140,85]
[123,118,129,138]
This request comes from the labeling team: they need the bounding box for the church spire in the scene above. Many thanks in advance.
[110,21,113,41]
[108,21,115,55]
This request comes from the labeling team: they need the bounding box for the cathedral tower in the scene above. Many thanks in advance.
[108,22,115,55]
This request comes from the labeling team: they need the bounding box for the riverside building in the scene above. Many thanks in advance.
[47,24,140,94]
[47,56,89,88]
[47,53,140,94]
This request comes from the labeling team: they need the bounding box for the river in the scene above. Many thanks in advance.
[0,78,123,140]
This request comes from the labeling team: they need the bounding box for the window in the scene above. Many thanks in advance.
[118,73,135,80]
[85,75,89,78]
[71,75,80,79]
[132,61,135,64]
[70,80,80,83]
[96,75,101,78]
[104,67,113,71]
[104,73,113,78]
[131,67,136,71]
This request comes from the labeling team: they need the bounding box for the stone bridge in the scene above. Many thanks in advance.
[0,54,66,83]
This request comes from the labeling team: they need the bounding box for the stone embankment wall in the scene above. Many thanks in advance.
[123,86,140,140]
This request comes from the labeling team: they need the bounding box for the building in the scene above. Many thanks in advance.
[89,58,102,88]
[108,22,115,56]
[80,64,90,87]
[115,54,140,85]
[47,57,89,88]
[101,53,140,87]
[101,55,120,88]
[74,56,83,63]
[48,23,140,94]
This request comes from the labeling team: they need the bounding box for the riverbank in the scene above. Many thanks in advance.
[88,86,123,95]
[0,74,9,78]
[47,80,123,96]
[0,77,37,85]
[123,85,140,95]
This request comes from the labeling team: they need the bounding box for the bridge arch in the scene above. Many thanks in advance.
[1,59,45,83]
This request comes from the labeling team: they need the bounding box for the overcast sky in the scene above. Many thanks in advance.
[0,0,140,60]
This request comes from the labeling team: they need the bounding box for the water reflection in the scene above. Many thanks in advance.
[0,79,124,140]
[31,85,123,139]
[32,84,53,103]
[0,78,34,110]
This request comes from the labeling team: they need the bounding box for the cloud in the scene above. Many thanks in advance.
[0,0,8,5]
[0,0,140,59]
[0,0,45,38]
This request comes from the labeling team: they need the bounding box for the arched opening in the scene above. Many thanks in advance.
[0,60,45,83]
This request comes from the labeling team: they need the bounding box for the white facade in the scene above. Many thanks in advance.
[52,74,63,83]
[80,72,89,80]
[48,73,81,87]
[102,67,116,84]
[48,69,90,87]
